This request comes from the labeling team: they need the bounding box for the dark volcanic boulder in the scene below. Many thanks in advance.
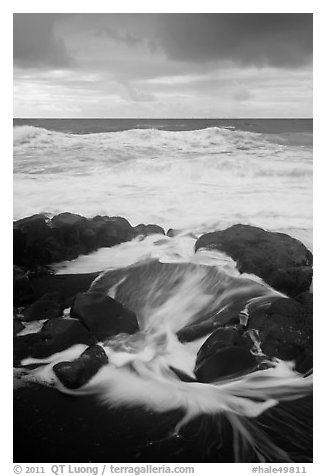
[90,215,136,247]
[195,224,313,296]
[50,212,101,255]
[38,291,66,308]
[71,291,139,340]
[195,327,257,382]
[13,265,34,305]
[53,345,108,389]
[14,333,41,366]
[51,212,87,229]
[266,297,304,318]
[294,291,313,321]
[14,318,94,364]
[13,214,53,267]
[248,296,312,372]
[269,266,313,298]
[177,320,218,343]
[134,224,165,236]
[51,212,90,259]
[22,299,62,322]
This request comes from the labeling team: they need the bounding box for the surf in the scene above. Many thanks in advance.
[19,259,312,462]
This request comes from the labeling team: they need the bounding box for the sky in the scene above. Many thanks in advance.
[13,13,313,118]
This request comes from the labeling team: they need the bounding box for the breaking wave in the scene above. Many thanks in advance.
[13,125,312,239]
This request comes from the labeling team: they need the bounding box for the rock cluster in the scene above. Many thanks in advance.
[13,218,313,389]
[14,212,165,269]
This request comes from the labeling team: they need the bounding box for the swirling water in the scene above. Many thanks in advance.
[14,118,313,462]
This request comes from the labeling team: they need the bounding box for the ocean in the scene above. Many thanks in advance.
[13,118,312,253]
[13,118,313,462]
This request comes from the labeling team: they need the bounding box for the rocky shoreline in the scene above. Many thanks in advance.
[13,213,313,462]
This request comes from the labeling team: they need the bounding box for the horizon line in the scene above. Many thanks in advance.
[13,117,313,120]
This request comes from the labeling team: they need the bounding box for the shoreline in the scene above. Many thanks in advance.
[13,213,313,463]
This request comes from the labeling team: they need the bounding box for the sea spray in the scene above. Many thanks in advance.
[13,124,312,241]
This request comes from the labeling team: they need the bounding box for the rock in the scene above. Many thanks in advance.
[13,265,34,305]
[51,211,98,254]
[134,224,165,236]
[51,212,87,229]
[14,333,41,366]
[248,297,312,371]
[29,272,100,304]
[13,213,139,269]
[169,366,197,382]
[22,299,62,322]
[177,321,218,342]
[195,224,313,296]
[90,216,136,247]
[13,319,25,336]
[195,347,257,383]
[53,345,108,389]
[194,327,257,382]
[13,318,94,364]
[13,214,53,267]
[294,292,313,319]
[295,349,313,374]
[51,212,89,259]
[266,297,304,318]
[295,291,313,307]
[71,292,139,340]
[38,319,95,356]
[196,327,250,364]
[13,226,26,266]
[269,266,313,297]
[38,291,66,308]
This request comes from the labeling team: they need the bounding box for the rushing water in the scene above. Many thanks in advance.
[14,118,313,462]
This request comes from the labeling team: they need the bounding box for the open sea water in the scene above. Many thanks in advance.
[13,118,312,252]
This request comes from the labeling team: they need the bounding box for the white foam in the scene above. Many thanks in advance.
[13,125,312,242]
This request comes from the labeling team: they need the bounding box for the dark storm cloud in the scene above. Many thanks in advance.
[13,13,312,71]
[13,13,313,117]
[154,14,312,67]
[13,14,74,68]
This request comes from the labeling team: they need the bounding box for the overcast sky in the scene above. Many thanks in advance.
[13,13,313,118]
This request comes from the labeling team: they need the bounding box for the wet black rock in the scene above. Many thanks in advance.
[51,212,87,229]
[38,291,66,308]
[51,212,90,259]
[268,266,313,298]
[134,224,165,236]
[13,214,51,264]
[195,327,257,382]
[177,320,218,343]
[90,215,136,247]
[294,292,313,319]
[248,296,312,372]
[14,318,94,364]
[22,299,62,322]
[14,333,41,366]
[71,291,139,340]
[13,265,34,306]
[195,224,313,297]
[53,345,108,389]
[266,297,304,319]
